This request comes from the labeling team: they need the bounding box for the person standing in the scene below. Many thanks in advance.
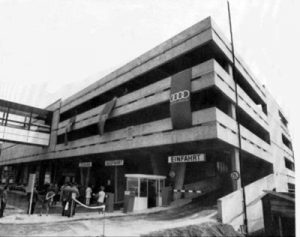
[96,186,106,214]
[45,190,56,216]
[69,183,79,217]
[85,185,92,206]
[61,183,71,216]
[0,186,8,218]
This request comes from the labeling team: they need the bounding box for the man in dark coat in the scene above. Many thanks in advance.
[61,183,71,216]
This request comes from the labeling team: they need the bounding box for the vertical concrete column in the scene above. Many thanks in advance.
[171,163,186,200]
[85,167,91,186]
[231,148,242,190]
[23,165,29,184]
[80,167,84,186]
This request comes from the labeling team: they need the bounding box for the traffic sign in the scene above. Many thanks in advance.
[230,171,240,180]
[169,171,175,178]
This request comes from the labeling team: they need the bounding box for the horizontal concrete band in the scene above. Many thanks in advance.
[60,18,266,117]
[57,59,268,137]
[60,20,214,113]
[0,107,271,166]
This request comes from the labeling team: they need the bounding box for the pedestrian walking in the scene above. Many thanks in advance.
[0,185,8,218]
[85,185,92,206]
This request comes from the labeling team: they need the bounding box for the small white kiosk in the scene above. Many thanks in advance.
[125,174,166,211]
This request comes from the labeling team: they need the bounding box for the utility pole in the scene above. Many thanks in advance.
[227,1,248,235]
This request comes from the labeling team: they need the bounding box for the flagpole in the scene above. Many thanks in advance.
[227,1,248,235]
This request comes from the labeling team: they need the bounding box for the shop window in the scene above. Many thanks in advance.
[127,178,138,196]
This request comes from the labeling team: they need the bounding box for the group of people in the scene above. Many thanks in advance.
[85,185,106,207]
[26,183,57,216]
[61,183,108,216]
[26,182,80,217]
[0,182,108,218]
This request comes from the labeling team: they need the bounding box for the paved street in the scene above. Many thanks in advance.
[0,201,217,236]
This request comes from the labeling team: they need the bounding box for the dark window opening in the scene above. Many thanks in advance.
[60,41,230,123]
[237,108,270,144]
[242,157,273,186]
[234,72,268,116]
[282,134,293,150]
[279,111,288,127]
[57,101,170,144]
[57,88,228,145]
[288,183,295,193]
[210,41,268,116]
[191,88,232,116]
[285,158,295,171]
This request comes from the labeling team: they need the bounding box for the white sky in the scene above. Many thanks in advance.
[0,0,299,159]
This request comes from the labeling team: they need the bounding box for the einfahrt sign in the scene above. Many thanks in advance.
[168,153,206,163]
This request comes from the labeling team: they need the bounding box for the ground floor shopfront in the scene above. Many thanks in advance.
[0,141,273,208]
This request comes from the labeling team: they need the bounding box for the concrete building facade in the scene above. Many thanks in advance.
[0,17,295,214]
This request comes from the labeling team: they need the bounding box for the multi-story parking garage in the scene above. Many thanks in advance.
[0,17,295,224]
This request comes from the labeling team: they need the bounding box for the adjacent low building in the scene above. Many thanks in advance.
[0,17,295,217]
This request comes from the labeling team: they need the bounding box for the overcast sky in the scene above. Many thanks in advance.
[0,0,299,159]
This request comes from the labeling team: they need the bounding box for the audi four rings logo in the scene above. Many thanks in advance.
[170,90,190,103]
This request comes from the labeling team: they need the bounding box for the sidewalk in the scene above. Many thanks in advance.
[0,198,192,224]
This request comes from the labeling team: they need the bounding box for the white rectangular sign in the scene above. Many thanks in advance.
[79,162,92,168]
[168,153,206,163]
[105,160,124,166]
[26,173,36,193]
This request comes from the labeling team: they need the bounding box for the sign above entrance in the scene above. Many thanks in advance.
[105,160,124,166]
[79,162,92,168]
[168,153,206,163]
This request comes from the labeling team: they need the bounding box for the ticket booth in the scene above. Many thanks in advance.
[125,174,166,212]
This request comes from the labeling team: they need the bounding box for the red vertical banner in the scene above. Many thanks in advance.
[170,68,192,129]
